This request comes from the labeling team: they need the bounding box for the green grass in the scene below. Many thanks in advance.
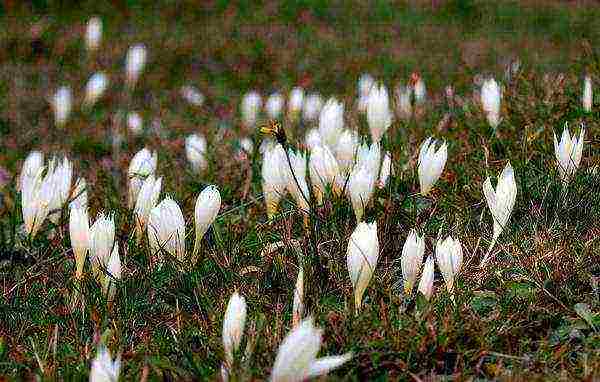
[1,0,600,380]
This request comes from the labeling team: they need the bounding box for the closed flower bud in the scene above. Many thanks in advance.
[334,130,359,175]
[309,144,340,205]
[412,73,426,105]
[128,148,157,209]
[134,175,162,241]
[283,150,310,213]
[127,112,143,136]
[180,85,204,106]
[241,91,262,128]
[401,229,425,295]
[239,137,253,155]
[125,44,147,88]
[554,123,585,183]
[304,129,322,150]
[288,87,304,120]
[481,162,517,266]
[48,157,73,224]
[356,142,381,178]
[69,207,90,279]
[89,345,121,382]
[435,236,463,300]
[378,151,393,188]
[357,73,375,113]
[266,92,285,120]
[417,255,435,301]
[52,86,72,127]
[222,292,247,368]
[21,163,52,238]
[481,78,502,128]
[583,75,592,113]
[318,98,344,148]
[302,93,323,123]
[347,221,379,313]
[271,318,352,382]
[418,137,447,196]
[148,197,186,264]
[193,185,221,259]
[103,244,121,301]
[395,85,413,120]
[89,212,115,280]
[292,268,304,327]
[83,72,109,108]
[84,16,102,52]
[19,151,44,191]
[185,134,208,174]
[347,164,376,222]
[262,143,287,218]
[366,84,393,143]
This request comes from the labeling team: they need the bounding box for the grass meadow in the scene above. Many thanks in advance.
[1,1,600,380]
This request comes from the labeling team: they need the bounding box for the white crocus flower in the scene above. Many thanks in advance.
[347,164,376,222]
[435,236,463,301]
[304,129,322,150]
[241,91,262,128]
[270,318,352,382]
[89,212,115,281]
[417,255,435,301]
[69,207,90,279]
[395,85,413,120]
[185,134,208,174]
[70,177,88,210]
[83,72,109,108]
[193,185,221,259]
[583,75,592,113]
[302,93,323,123]
[401,229,425,295]
[266,92,285,120]
[417,138,447,196]
[52,86,72,127]
[334,129,359,176]
[125,44,147,88]
[366,84,393,143]
[84,16,102,52]
[134,175,162,241]
[19,151,44,191]
[318,98,344,148]
[309,144,340,204]
[103,244,121,301]
[21,163,53,238]
[481,78,502,128]
[127,112,143,135]
[222,292,247,370]
[288,87,304,120]
[292,268,304,327]
[554,124,585,183]
[148,197,186,264]
[357,73,375,113]
[412,74,426,105]
[262,143,287,218]
[89,345,121,382]
[283,150,310,214]
[180,85,204,106]
[347,221,379,314]
[481,162,517,266]
[378,152,393,188]
[127,148,157,208]
[48,157,73,224]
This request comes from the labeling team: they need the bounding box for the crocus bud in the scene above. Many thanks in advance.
[103,244,121,301]
[481,78,502,128]
[83,72,109,108]
[292,268,304,327]
[69,207,90,279]
[89,345,121,382]
[481,162,517,266]
[309,144,340,205]
[125,44,147,88]
[417,137,447,196]
[583,75,592,113]
[19,151,44,191]
[48,157,73,224]
[395,85,412,120]
[84,16,102,52]
[347,221,379,314]
[128,148,157,208]
[355,142,381,179]
[283,150,310,214]
[378,152,392,189]
[134,175,162,241]
[435,236,463,300]
[417,255,435,301]
[266,92,284,120]
[412,73,426,105]
[193,185,221,259]
[69,177,88,210]
[304,129,322,150]
[271,318,352,382]
[185,134,208,174]
[302,93,323,123]
[347,164,376,222]
[288,87,304,120]
[148,197,186,264]
[262,143,287,218]
[222,292,247,368]
[334,130,359,175]
[52,86,72,127]
[366,84,393,143]
[554,123,585,183]
[89,213,115,280]
[127,112,143,135]
[180,85,204,106]
[357,73,375,113]
[21,163,52,238]
[241,91,262,128]
[401,229,425,295]
[239,137,253,155]
[318,98,344,148]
